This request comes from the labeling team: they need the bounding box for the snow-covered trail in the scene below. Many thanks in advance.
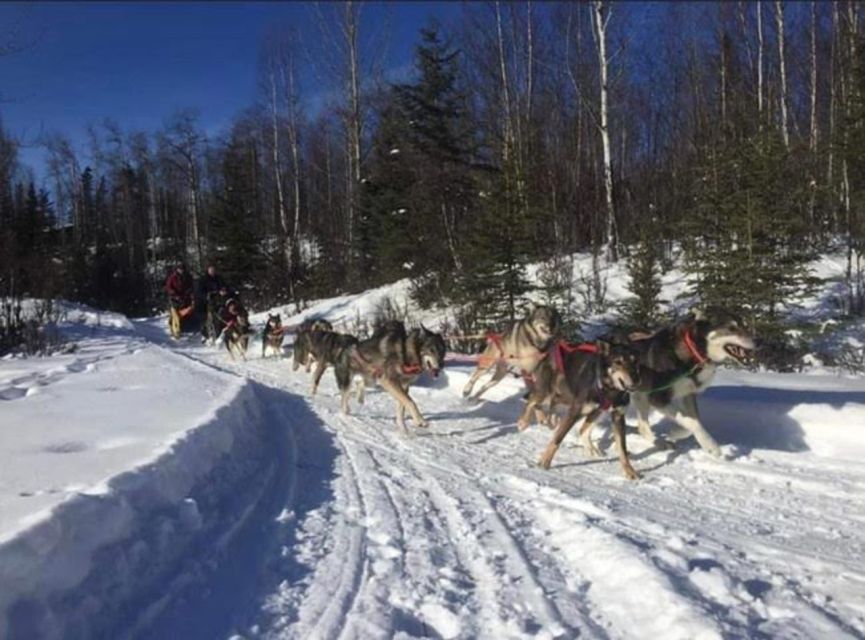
[135,321,865,640]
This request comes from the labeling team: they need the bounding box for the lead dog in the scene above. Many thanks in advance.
[462,306,561,401]
[519,340,642,479]
[335,321,446,433]
[627,310,755,456]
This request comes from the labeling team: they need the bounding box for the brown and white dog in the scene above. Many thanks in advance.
[520,340,642,479]
[462,306,561,401]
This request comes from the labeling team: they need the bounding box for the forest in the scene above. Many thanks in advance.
[1,1,863,365]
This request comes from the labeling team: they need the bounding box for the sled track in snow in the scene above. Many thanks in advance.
[135,329,865,640]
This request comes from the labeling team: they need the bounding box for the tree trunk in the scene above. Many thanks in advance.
[592,0,617,260]
[775,0,790,148]
[757,0,764,124]
[269,68,293,298]
[345,1,362,270]
[810,0,819,153]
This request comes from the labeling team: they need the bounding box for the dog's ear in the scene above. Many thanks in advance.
[689,306,706,321]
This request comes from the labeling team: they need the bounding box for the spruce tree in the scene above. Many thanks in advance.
[684,131,819,340]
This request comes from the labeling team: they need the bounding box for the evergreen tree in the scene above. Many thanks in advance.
[684,131,820,335]
[388,25,476,304]
[620,231,664,329]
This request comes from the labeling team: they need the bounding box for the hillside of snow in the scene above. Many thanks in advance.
[0,252,864,639]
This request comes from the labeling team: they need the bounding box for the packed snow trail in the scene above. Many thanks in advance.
[133,319,865,640]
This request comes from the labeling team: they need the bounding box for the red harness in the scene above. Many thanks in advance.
[683,330,708,365]
[551,340,614,411]
[552,340,600,373]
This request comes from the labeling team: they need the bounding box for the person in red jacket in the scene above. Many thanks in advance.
[165,263,194,338]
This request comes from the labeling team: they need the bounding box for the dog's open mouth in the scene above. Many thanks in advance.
[724,344,754,363]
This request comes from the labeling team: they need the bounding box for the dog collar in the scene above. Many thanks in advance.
[683,330,708,366]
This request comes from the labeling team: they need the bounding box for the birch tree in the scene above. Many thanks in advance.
[775,0,789,148]
[591,0,617,260]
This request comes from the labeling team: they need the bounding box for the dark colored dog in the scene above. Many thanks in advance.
[518,340,641,479]
[221,299,251,360]
[335,321,446,432]
[308,329,359,395]
[293,318,335,372]
[626,310,755,456]
[262,313,284,358]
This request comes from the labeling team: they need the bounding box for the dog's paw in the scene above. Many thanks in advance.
[705,443,723,458]
[718,444,742,460]
[516,419,530,431]
[584,443,603,459]
[622,467,641,481]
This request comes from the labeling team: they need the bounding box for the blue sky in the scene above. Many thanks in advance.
[0,1,464,182]
[0,1,705,185]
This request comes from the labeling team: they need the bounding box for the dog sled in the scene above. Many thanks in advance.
[168,295,197,339]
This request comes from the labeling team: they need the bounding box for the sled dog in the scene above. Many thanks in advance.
[627,310,755,456]
[261,313,285,358]
[293,318,335,373]
[335,321,446,432]
[462,306,561,401]
[520,340,642,479]
[307,328,358,395]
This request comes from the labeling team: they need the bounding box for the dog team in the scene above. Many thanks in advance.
[282,304,755,480]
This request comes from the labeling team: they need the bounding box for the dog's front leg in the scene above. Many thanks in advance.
[578,407,604,458]
[470,362,509,401]
[633,393,675,450]
[517,391,542,431]
[611,410,640,480]
[672,395,721,456]
[379,377,427,430]
[354,377,366,405]
[462,355,494,398]
[539,405,581,469]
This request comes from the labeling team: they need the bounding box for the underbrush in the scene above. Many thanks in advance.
[0,298,65,357]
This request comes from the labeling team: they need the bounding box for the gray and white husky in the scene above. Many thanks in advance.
[625,309,755,456]
[335,321,446,433]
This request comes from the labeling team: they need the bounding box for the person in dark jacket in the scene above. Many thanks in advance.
[197,264,228,303]
[197,265,231,341]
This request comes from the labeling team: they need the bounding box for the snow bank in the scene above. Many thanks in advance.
[0,336,285,639]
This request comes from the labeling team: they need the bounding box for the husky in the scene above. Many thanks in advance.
[519,340,642,479]
[221,300,251,360]
[261,313,285,358]
[462,305,561,401]
[308,329,359,395]
[293,318,334,373]
[335,321,446,433]
[626,310,755,456]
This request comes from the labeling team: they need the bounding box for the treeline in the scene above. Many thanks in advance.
[1,2,864,342]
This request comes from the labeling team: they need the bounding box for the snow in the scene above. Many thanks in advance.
[1,252,864,638]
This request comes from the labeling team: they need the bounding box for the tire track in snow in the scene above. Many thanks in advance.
[145,331,865,639]
[282,432,369,640]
